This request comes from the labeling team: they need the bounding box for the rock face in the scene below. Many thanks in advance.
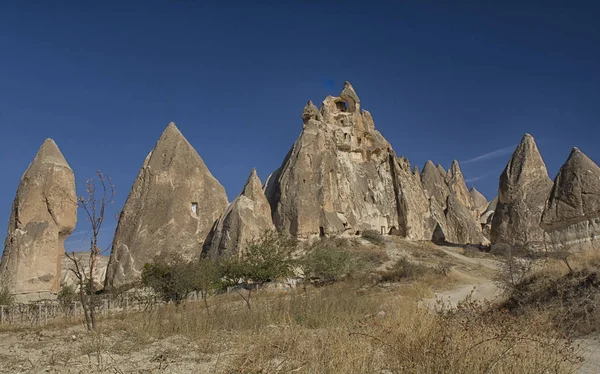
[444,195,487,245]
[0,139,77,301]
[421,160,487,245]
[422,160,450,209]
[446,160,474,212]
[265,82,432,239]
[391,156,433,240]
[541,148,600,251]
[203,169,275,258]
[61,254,108,291]
[470,187,488,216]
[105,123,228,289]
[491,134,552,249]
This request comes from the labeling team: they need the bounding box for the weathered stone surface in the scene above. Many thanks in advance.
[0,139,77,301]
[491,134,552,248]
[470,187,488,215]
[446,160,474,213]
[541,147,600,250]
[61,253,108,291]
[266,82,429,239]
[421,160,450,208]
[485,196,498,214]
[445,195,488,245]
[437,164,447,179]
[391,156,434,240]
[203,169,275,258]
[105,123,228,289]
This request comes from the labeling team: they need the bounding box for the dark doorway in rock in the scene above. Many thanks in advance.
[336,101,348,112]
[432,223,446,243]
[319,226,325,237]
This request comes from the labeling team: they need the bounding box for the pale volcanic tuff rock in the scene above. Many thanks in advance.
[105,123,228,289]
[470,187,488,216]
[391,156,434,240]
[203,169,275,258]
[491,134,552,249]
[541,147,600,251]
[0,139,77,301]
[445,195,488,245]
[265,82,431,239]
[421,160,450,209]
[446,160,475,214]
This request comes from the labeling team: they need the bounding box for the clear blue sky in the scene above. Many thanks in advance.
[1,1,598,253]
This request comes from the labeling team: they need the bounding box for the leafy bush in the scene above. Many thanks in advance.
[141,254,220,305]
[221,230,297,288]
[0,287,13,306]
[218,230,297,309]
[361,229,385,246]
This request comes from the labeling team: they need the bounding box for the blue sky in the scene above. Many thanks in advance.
[1,1,599,253]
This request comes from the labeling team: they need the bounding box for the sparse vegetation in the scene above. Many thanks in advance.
[379,258,448,283]
[361,229,385,245]
[141,253,204,305]
[0,287,14,306]
[66,170,115,331]
[220,230,297,309]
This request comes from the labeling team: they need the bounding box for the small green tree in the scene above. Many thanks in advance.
[221,230,296,309]
[141,254,198,305]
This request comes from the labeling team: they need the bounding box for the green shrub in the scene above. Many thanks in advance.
[142,254,218,305]
[58,284,77,304]
[302,246,354,285]
[221,230,297,287]
[0,287,13,306]
[361,229,385,246]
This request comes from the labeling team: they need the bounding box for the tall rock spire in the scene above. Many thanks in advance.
[265,82,425,239]
[541,147,600,250]
[105,123,228,289]
[446,160,474,212]
[491,133,552,248]
[203,169,275,258]
[0,139,77,301]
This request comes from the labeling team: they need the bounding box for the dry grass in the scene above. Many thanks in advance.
[74,277,576,373]
[500,250,600,337]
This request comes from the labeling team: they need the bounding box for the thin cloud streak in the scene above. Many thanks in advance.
[465,172,494,183]
[462,144,516,165]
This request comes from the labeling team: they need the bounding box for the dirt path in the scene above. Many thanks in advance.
[427,247,501,308]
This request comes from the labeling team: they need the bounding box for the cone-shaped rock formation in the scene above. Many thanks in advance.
[203,169,275,258]
[491,134,552,248]
[470,187,488,216]
[105,123,228,289]
[541,148,600,250]
[265,82,431,239]
[446,160,475,214]
[0,139,77,301]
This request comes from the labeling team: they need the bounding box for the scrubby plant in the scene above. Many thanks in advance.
[302,246,354,286]
[379,258,435,283]
[57,284,78,314]
[361,229,385,245]
[0,287,14,306]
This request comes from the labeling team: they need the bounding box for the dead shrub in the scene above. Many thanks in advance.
[379,258,447,283]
